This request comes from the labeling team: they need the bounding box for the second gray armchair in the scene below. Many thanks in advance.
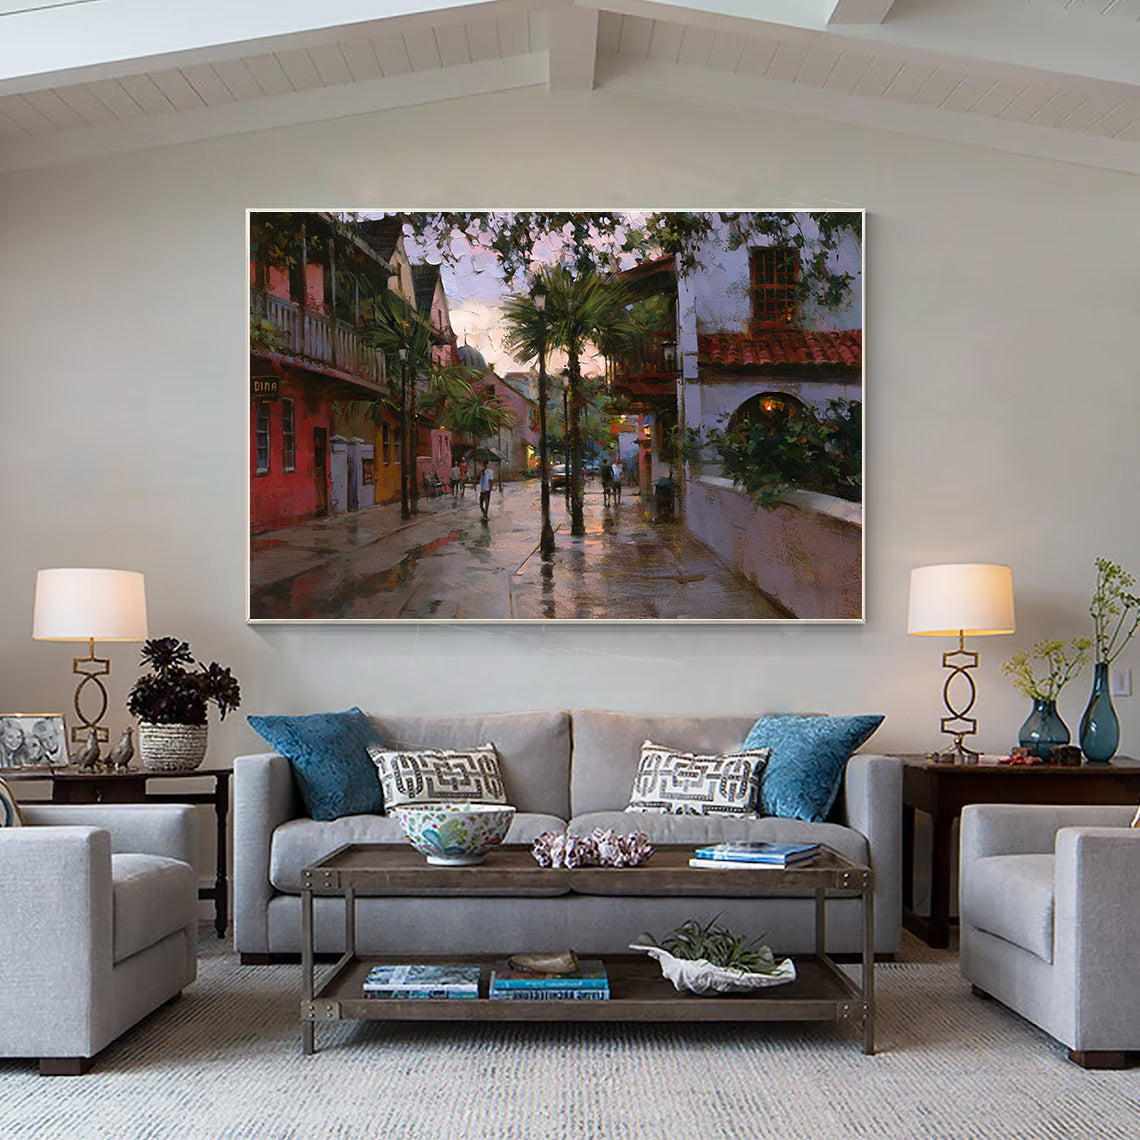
[959,802,1140,1068]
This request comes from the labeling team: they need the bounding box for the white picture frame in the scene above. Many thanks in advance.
[0,713,70,769]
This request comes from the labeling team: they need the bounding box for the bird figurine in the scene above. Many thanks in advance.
[106,727,134,771]
[74,729,100,771]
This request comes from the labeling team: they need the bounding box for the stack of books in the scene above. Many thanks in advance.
[489,960,610,1001]
[363,964,480,999]
[689,841,821,869]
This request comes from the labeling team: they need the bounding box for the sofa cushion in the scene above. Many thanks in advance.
[111,853,197,965]
[571,711,765,817]
[742,714,885,822]
[248,707,384,822]
[568,811,868,879]
[961,854,1055,963]
[367,743,507,809]
[369,710,571,819]
[269,812,571,893]
[625,740,770,816]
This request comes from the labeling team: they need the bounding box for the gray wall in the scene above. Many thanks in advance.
[2,86,1137,774]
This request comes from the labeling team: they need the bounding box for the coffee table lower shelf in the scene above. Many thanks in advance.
[302,953,872,1053]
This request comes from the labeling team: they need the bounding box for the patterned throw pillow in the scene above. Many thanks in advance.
[0,777,23,827]
[247,707,385,822]
[742,714,885,823]
[367,743,507,811]
[624,739,771,817]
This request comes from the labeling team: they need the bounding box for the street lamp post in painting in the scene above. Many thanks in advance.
[561,369,571,510]
[398,344,410,521]
[535,289,555,558]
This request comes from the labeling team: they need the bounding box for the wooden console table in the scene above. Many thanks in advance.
[902,755,1140,948]
[0,765,232,938]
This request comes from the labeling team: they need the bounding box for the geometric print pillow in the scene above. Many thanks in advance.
[367,743,507,811]
[0,776,23,827]
[624,739,771,817]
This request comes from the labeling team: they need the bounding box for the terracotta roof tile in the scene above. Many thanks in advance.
[698,330,861,368]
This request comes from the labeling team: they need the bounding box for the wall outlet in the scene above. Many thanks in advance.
[1110,666,1132,697]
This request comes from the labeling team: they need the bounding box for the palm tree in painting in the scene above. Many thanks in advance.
[504,267,637,536]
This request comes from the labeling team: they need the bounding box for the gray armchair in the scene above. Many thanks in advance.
[0,803,198,1074]
[959,803,1140,1068]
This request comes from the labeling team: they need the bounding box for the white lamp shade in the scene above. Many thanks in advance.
[33,568,148,642]
[907,563,1015,637]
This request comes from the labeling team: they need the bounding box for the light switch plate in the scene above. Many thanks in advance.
[1110,667,1132,697]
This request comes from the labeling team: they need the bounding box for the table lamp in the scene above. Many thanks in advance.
[907,563,1015,763]
[33,568,148,744]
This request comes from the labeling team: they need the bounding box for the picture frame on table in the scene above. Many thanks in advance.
[0,713,70,769]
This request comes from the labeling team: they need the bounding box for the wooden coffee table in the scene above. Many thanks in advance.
[299,843,875,1055]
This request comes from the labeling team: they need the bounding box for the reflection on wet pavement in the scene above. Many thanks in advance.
[250,480,783,621]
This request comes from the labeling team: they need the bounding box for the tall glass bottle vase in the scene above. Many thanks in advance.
[1079,662,1119,764]
[1018,699,1070,761]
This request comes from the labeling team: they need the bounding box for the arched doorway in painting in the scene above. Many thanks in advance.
[726,391,807,433]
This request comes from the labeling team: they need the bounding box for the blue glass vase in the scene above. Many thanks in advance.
[1079,662,1119,764]
[1018,698,1070,761]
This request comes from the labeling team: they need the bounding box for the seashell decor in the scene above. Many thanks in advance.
[531,828,654,868]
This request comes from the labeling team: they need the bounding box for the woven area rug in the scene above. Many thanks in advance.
[1,936,1136,1139]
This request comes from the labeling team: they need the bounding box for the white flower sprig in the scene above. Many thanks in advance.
[1090,557,1140,666]
[1002,638,1092,702]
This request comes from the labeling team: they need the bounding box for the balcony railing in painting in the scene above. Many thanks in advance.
[605,331,677,386]
[252,290,385,385]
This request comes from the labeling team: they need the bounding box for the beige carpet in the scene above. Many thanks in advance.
[1,933,1136,1139]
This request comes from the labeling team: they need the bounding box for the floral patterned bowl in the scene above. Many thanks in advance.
[392,802,516,865]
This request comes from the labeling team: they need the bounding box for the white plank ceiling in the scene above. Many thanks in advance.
[0,0,1138,173]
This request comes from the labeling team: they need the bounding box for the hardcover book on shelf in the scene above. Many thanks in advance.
[489,987,610,1000]
[363,964,480,999]
[691,841,821,866]
[489,960,609,990]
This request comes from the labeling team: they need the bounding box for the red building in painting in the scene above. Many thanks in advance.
[249,212,390,532]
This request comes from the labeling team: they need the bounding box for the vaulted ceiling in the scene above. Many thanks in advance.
[1,0,1138,174]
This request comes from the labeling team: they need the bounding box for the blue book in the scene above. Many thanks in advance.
[490,960,608,990]
[692,841,820,865]
[489,987,610,1001]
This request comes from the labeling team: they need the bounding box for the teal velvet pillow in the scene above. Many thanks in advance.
[247,707,384,822]
[742,714,885,822]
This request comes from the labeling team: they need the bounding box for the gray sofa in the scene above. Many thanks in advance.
[234,710,902,961]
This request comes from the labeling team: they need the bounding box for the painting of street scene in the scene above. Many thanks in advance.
[248,210,863,622]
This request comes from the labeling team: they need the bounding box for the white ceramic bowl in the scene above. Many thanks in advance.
[392,802,516,865]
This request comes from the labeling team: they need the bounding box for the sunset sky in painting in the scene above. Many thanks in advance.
[366,211,650,376]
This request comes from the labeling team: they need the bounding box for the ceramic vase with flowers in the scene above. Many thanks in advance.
[1082,558,1140,763]
[1002,638,1091,760]
[126,637,241,771]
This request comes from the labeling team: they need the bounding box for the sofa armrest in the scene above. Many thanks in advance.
[842,753,902,954]
[20,803,198,868]
[233,752,301,955]
[0,826,112,1053]
[1053,825,1140,1050]
[960,804,1136,864]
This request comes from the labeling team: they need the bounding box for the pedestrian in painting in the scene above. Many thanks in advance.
[610,458,623,504]
[459,459,468,496]
[451,461,461,500]
[478,461,493,518]
[601,461,613,507]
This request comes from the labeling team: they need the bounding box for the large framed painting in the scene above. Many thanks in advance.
[248,210,863,623]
